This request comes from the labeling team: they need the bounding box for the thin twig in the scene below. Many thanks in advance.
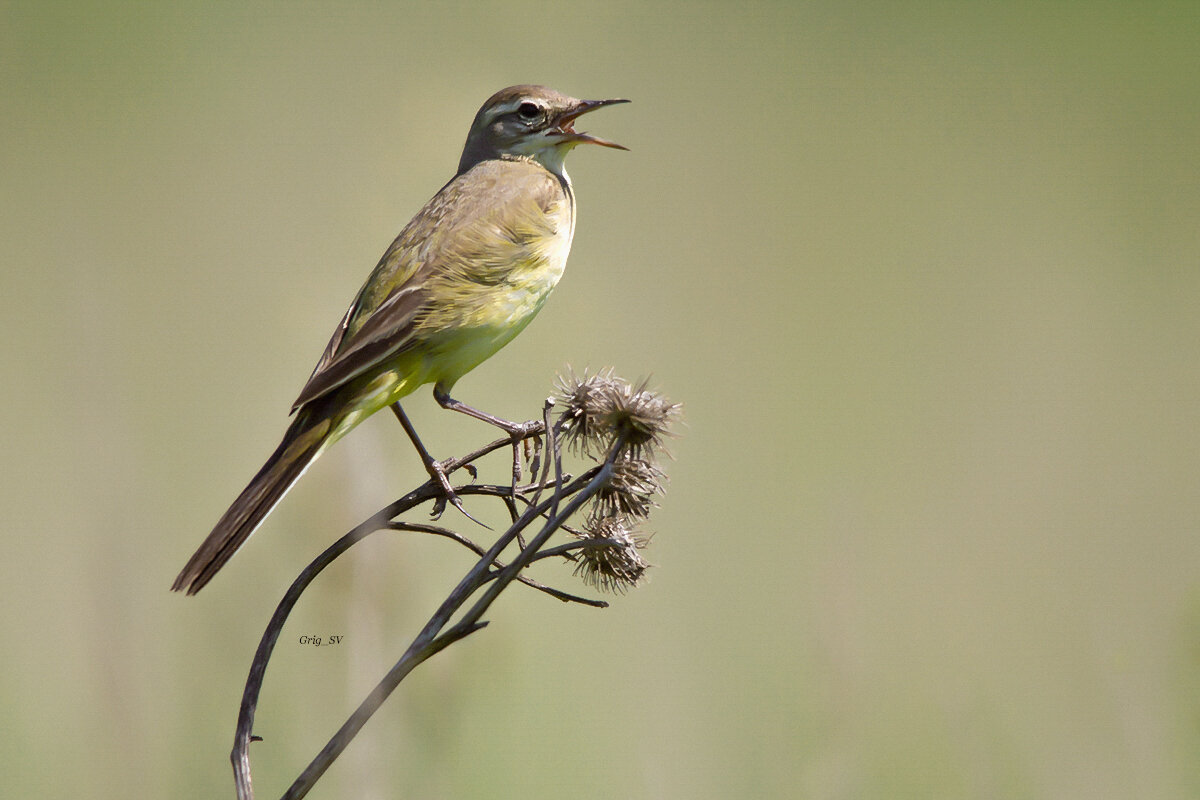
[386,521,606,607]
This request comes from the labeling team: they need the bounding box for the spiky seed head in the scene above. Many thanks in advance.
[572,515,650,593]
[555,369,680,458]
[555,368,619,456]
[598,378,681,458]
[593,456,665,519]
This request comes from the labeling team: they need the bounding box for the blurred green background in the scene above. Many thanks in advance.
[3,1,1199,797]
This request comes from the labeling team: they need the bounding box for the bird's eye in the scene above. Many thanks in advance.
[517,102,541,120]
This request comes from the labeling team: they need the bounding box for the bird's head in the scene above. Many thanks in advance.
[458,85,629,176]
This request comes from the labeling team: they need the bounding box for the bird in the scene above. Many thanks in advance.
[172,85,628,594]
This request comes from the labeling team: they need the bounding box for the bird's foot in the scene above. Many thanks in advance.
[426,459,488,528]
[504,419,544,439]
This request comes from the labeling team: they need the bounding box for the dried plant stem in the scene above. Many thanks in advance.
[232,407,616,800]
[226,369,680,800]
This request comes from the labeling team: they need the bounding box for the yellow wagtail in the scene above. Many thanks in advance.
[173,85,628,594]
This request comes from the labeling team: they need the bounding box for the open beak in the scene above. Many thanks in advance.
[554,98,630,150]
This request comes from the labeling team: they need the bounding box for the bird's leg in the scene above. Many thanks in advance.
[433,386,545,487]
[432,387,544,439]
[390,402,479,522]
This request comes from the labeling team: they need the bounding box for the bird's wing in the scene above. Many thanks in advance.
[291,160,565,412]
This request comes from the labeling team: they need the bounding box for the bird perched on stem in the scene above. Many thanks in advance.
[173,85,628,594]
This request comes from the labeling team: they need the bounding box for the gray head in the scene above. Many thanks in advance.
[457,85,629,177]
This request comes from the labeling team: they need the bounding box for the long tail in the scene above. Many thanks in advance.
[172,412,334,594]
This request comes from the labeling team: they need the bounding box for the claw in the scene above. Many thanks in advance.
[449,495,491,529]
[430,496,447,519]
[526,436,542,480]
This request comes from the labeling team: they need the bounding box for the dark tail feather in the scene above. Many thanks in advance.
[172,414,333,594]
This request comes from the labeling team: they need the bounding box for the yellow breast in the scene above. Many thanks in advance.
[418,160,577,386]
